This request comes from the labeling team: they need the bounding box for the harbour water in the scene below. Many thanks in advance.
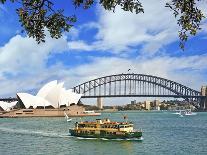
[0,111,207,155]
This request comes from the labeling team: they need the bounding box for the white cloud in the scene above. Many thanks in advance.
[67,27,80,40]
[70,55,207,88]
[0,0,207,106]
[0,47,207,105]
[68,40,95,51]
[68,0,179,54]
[0,34,68,75]
[69,0,207,54]
[66,55,207,105]
[0,33,69,96]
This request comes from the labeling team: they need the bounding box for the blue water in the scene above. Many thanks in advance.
[0,111,207,155]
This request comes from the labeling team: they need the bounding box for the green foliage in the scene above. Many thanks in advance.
[0,0,144,43]
[73,0,144,13]
[99,0,144,14]
[16,0,76,43]
[0,0,206,50]
[166,0,205,50]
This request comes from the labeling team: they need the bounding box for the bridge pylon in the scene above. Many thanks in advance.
[97,97,103,110]
[200,86,207,110]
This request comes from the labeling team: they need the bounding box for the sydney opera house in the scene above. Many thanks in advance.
[16,80,82,109]
[0,80,99,117]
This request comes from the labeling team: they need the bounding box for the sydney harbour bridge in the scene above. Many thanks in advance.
[72,74,207,109]
[1,74,207,109]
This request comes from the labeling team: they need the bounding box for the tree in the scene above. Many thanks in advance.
[0,0,205,50]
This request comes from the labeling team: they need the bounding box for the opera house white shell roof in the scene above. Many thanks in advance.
[0,101,17,111]
[16,80,82,109]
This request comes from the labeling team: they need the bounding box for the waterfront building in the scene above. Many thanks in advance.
[16,80,82,109]
[131,100,136,105]
[152,100,160,111]
[0,101,17,111]
[0,80,82,112]
[144,101,151,110]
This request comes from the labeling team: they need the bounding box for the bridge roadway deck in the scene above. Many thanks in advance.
[81,95,206,98]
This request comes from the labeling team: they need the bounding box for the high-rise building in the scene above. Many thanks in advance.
[144,101,151,110]
[153,100,160,110]
[201,86,207,96]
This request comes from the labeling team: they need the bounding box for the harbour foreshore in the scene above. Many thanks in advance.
[0,105,101,118]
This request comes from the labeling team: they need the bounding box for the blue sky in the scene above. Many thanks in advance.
[0,0,207,105]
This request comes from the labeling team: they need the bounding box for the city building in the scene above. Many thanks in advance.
[201,86,207,96]
[151,100,160,111]
[144,101,151,110]
[131,100,136,105]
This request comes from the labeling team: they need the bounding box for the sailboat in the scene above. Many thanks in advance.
[179,110,184,117]
[172,110,184,117]
[64,111,72,122]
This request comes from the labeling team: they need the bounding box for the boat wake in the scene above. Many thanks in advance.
[110,137,144,141]
[72,136,143,141]
[76,137,98,140]
[0,127,69,138]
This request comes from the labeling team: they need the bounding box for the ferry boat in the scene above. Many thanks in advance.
[69,118,142,139]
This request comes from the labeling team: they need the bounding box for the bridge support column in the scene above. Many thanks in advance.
[200,98,207,110]
[97,97,103,110]
[200,86,207,110]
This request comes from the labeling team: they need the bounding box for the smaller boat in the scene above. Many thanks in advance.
[184,109,197,116]
[64,111,72,122]
[83,110,101,116]
[69,118,142,140]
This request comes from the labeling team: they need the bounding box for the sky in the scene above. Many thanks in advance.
[0,0,207,105]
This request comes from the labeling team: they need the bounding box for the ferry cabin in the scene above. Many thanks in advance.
[74,119,134,134]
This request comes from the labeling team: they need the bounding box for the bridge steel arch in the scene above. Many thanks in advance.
[73,74,202,100]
